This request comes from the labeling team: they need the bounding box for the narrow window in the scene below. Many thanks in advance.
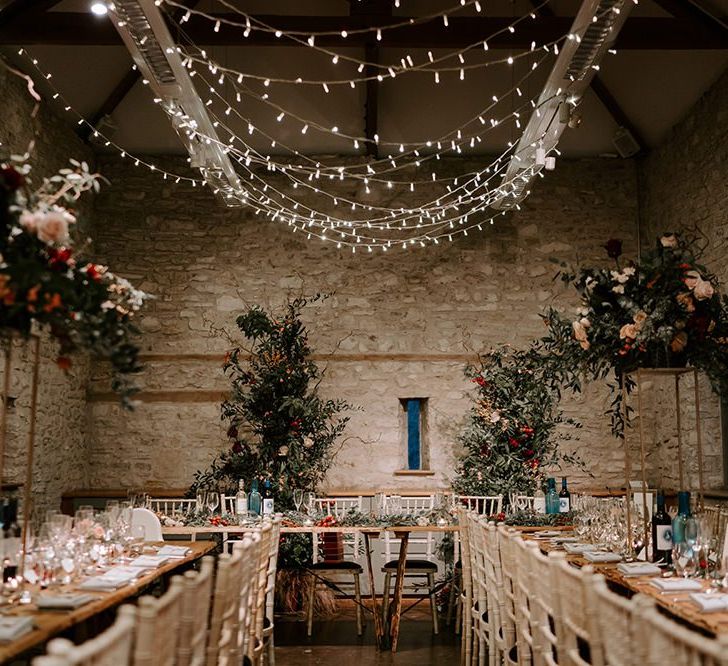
[400,398,429,470]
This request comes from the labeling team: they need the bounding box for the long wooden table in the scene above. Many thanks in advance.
[0,540,215,664]
[163,523,458,652]
[528,532,728,638]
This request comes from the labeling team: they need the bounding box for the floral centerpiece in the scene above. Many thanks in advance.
[451,347,581,498]
[541,233,728,436]
[0,156,147,406]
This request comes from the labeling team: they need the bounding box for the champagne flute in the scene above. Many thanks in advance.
[293,490,304,513]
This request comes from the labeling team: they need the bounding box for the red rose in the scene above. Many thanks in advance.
[85,264,102,282]
[227,425,238,439]
[508,437,520,448]
[48,247,74,271]
[604,238,623,260]
[1,166,24,191]
[231,441,243,454]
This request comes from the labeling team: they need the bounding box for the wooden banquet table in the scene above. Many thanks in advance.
[163,523,459,651]
[0,540,215,665]
[525,531,728,639]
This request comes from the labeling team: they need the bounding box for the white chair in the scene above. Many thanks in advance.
[249,521,274,666]
[381,494,439,634]
[496,526,520,665]
[483,523,511,664]
[457,495,503,516]
[134,577,185,666]
[526,546,564,666]
[456,508,475,665]
[146,497,197,516]
[131,507,163,541]
[511,536,538,666]
[639,595,728,666]
[552,558,604,666]
[207,533,250,666]
[591,574,639,666]
[176,556,215,666]
[34,605,136,666]
[263,518,282,666]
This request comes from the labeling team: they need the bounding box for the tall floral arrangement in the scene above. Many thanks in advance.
[541,233,728,436]
[0,157,147,406]
[192,296,351,509]
[452,347,581,497]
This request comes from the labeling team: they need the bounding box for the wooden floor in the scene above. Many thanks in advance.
[275,600,460,665]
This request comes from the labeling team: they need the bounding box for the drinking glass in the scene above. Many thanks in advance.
[206,492,219,515]
[304,492,316,516]
[388,495,402,515]
[685,517,699,545]
[196,490,206,515]
[293,490,304,513]
[673,542,697,578]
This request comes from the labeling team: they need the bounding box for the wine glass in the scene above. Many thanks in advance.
[293,490,304,513]
[206,492,219,516]
[673,542,697,578]
[303,492,316,516]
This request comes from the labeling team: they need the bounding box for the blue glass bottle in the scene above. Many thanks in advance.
[671,491,691,544]
[546,478,560,515]
[248,479,262,516]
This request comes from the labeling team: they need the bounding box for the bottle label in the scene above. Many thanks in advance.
[533,497,546,514]
[262,498,274,515]
[235,498,247,515]
[559,497,570,513]
[656,525,673,551]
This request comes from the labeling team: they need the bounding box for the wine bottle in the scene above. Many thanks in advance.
[558,477,571,513]
[248,479,262,516]
[262,479,274,516]
[545,478,560,515]
[235,480,248,517]
[671,490,691,545]
[651,492,672,564]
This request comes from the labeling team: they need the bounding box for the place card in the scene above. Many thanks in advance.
[157,545,191,559]
[0,616,34,642]
[649,578,703,593]
[583,551,622,563]
[616,562,661,577]
[36,593,96,610]
[689,593,728,613]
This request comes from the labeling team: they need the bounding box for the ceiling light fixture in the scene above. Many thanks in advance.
[90,2,108,15]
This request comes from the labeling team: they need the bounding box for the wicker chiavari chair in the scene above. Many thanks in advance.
[590,574,639,666]
[34,606,136,666]
[638,595,728,666]
[206,536,248,666]
[496,525,521,665]
[511,536,539,666]
[134,577,185,666]
[456,508,476,665]
[551,558,604,666]
[176,556,215,666]
[526,545,564,666]
[470,515,500,666]
[249,521,274,665]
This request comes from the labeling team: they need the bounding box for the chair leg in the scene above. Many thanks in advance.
[306,573,316,637]
[455,589,462,635]
[267,631,276,666]
[382,572,391,625]
[353,572,363,636]
[447,568,459,627]
[427,573,439,635]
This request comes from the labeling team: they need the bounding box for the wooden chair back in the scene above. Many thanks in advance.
[176,556,215,666]
[37,605,136,666]
[134,577,185,666]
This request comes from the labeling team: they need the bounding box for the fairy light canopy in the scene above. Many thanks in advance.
[3,0,727,249]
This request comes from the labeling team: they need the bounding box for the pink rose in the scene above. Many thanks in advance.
[19,211,39,232]
[620,324,638,340]
[684,270,701,290]
[693,279,715,301]
[572,320,589,343]
[660,234,678,248]
[36,211,73,244]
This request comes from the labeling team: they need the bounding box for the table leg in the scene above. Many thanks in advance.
[389,532,410,653]
[364,533,386,649]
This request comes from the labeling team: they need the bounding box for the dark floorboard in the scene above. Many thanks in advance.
[275,600,460,665]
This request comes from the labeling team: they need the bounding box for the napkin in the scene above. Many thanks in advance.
[583,551,622,563]
[689,593,728,613]
[564,543,597,554]
[157,545,191,559]
[617,562,662,577]
[551,536,579,544]
[532,531,562,538]
[36,593,96,610]
[649,578,703,593]
[0,616,34,642]
[79,566,139,591]
[128,555,169,569]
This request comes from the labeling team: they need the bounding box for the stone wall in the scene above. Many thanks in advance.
[87,154,641,494]
[0,68,94,517]
[638,69,728,492]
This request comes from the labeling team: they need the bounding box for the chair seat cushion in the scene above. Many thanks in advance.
[382,559,438,572]
[311,561,363,572]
